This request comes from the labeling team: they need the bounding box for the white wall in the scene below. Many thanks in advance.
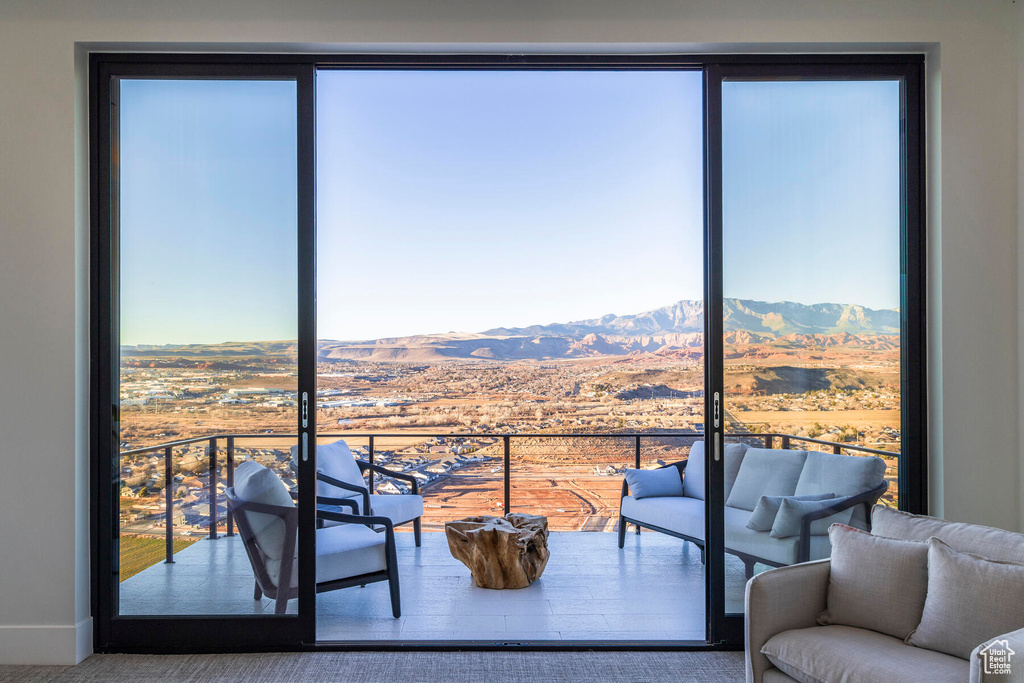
[0,0,1019,665]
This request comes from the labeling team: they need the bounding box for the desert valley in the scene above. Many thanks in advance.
[116,298,901,572]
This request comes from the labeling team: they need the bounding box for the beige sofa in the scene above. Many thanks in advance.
[746,506,1024,682]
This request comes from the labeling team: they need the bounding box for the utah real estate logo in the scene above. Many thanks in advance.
[979,639,1015,676]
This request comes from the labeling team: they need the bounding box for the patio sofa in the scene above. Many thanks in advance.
[618,441,888,577]
[747,506,1024,682]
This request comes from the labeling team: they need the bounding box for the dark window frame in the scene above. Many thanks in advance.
[90,51,926,654]
[704,61,926,642]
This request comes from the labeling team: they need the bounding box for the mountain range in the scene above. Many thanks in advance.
[122,299,900,362]
[313,299,900,362]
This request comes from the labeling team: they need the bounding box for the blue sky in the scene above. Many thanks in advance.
[722,80,901,310]
[119,79,297,346]
[316,70,704,340]
[118,72,900,345]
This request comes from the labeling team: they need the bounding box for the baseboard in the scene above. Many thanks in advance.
[0,618,93,665]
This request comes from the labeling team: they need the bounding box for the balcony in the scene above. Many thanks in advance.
[116,431,898,641]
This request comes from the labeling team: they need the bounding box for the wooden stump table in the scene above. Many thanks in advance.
[444,513,550,589]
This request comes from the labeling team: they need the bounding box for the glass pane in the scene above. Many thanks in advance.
[720,79,903,613]
[116,78,300,616]
[509,436,635,531]
[315,69,706,642]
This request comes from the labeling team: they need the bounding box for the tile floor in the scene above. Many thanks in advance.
[120,529,753,641]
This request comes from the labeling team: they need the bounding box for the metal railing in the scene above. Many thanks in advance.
[118,431,900,564]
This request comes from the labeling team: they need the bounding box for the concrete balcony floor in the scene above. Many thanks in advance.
[119,530,751,641]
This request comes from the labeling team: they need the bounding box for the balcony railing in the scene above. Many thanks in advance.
[118,431,900,565]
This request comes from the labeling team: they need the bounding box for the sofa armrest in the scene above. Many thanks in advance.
[745,559,831,683]
[970,626,1024,683]
[317,473,371,515]
[357,460,419,494]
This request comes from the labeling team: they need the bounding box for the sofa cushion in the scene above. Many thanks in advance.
[871,506,1024,564]
[621,495,704,541]
[761,669,798,683]
[625,466,683,500]
[291,438,366,499]
[681,440,748,501]
[233,460,295,562]
[762,625,969,683]
[725,506,831,565]
[747,493,835,532]
[369,493,424,525]
[794,451,886,528]
[723,441,749,501]
[725,448,807,511]
[817,524,928,640]
[770,496,850,538]
[682,441,705,500]
[909,538,1024,659]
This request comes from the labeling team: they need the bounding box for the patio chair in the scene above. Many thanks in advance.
[292,439,425,546]
[226,459,401,617]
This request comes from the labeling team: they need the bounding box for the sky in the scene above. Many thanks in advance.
[119,79,298,346]
[722,80,901,309]
[315,70,704,340]
[118,71,901,345]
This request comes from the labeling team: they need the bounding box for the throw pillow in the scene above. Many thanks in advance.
[770,496,853,538]
[746,493,836,532]
[624,466,683,500]
[817,524,929,640]
[909,538,1024,659]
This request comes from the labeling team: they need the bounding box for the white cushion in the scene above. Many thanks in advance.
[369,494,424,525]
[625,466,683,499]
[620,495,704,541]
[683,440,749,501]
[762,625,969,683]
[271,523,388,588]
[747,493,835,532]
[233,460,294,562]
[770,497,851,538]
[682,441,705,499]
[817,524,928,640]
[722,441,749,501]
[794,451,886,527]
[909,538,1024,659]
[726,448,807,511]
[291,438,366,499]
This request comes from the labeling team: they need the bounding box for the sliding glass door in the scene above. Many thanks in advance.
[705,63,925,639]
[92,54,925,652]
[93,61,316,649]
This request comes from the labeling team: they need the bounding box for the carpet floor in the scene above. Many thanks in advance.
[0,651,745,682]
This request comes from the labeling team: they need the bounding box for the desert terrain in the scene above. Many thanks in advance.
[115,298,903,561]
